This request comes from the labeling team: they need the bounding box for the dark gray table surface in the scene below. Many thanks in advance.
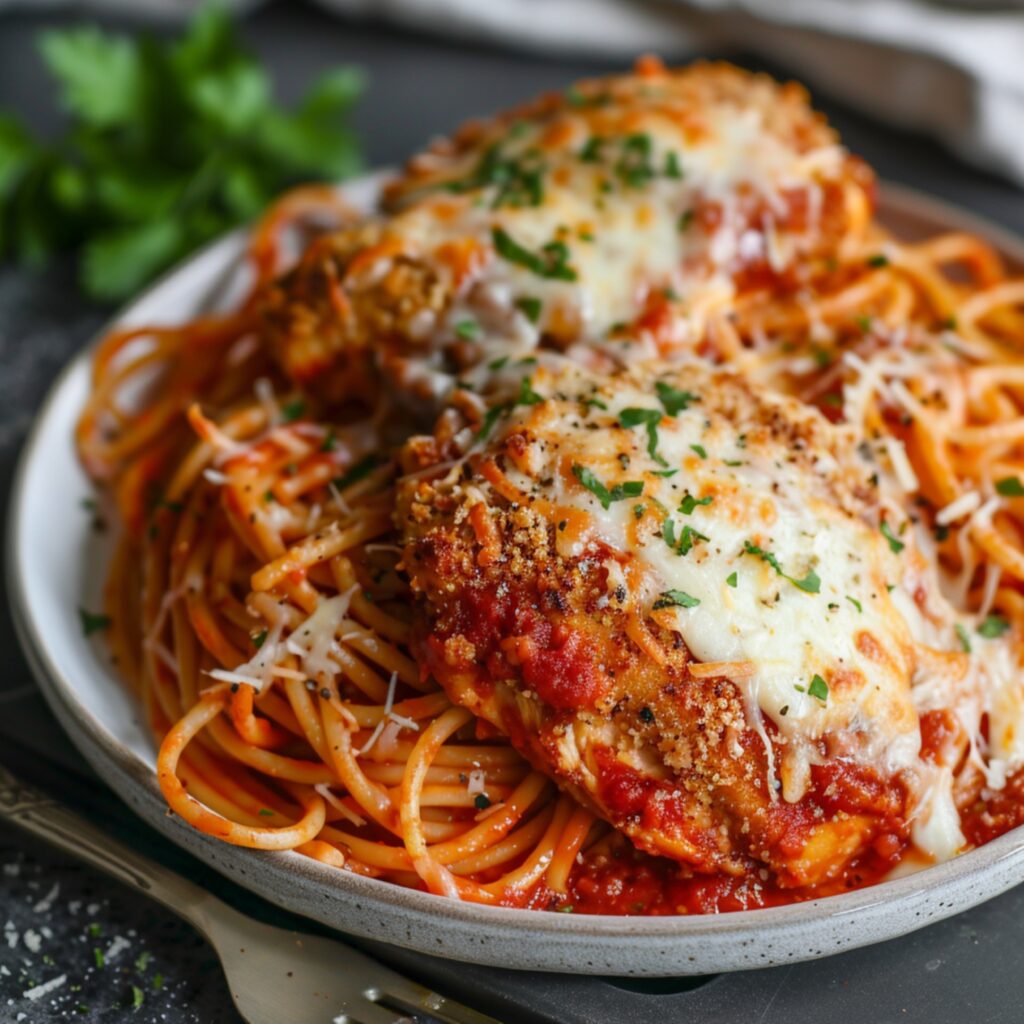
[2,3,1024,1022]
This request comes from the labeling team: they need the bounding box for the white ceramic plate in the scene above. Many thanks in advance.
[10,175,1024,977]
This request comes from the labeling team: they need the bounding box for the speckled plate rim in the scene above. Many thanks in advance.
[9,174,1024,977]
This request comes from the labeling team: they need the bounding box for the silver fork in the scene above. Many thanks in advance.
[0,763,500,1024]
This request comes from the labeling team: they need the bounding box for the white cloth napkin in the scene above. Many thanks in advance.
[5,0,1024,182]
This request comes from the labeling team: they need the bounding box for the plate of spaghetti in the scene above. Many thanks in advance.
[12,58,1024,976]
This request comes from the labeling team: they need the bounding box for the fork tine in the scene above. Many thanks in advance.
[369,980,502,1024]
[339,998,416,1024]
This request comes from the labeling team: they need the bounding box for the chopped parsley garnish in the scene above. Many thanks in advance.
[846,595,862,613]
[518,377,543,406]
[663,151,683,179]
[867,253,890,268]
[633,503,646,520]
[655,380,699,415]
[653,589,701,610]
[996,476,1024,497]
[855,315,873,333]
[955,623,972,653]
[689,443,707,460]
[474,793,492,810]
[449,142,546,208]
[333,453,380,490]
[812,346,832,368]
[476,403,510,442]
[807,674,829,702]
[258,808,274,816]
[726,572,738,588]
[488,355,509,371]
[978,615,1010,639]
[252,629,268,650]
[941,315,959,331]
[319,430,337,452]
[132,986,144,1009]
[880,520,905,554]
[742,541,821,593]
[678,493,713,515]
[455,319,480,340]
[492,227,577,280]
[663,517,708,556]
[579,136,604,162]
[281,399,306,423]
[583,396,608,411]
[619,406,667,465]
[615,133,656,189]
[93,948,105,968]
[677,209,694,231]
[516,296,542,323]
[79,608,111,636]
[572,464,643,509]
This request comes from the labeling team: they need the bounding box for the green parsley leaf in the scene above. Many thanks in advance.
[726,572,738,588]
[487,355,509,371]
[880,520,905,554]
[955,623,972,653]
[517,377,543,406]
[281,398,306,423]
[39,27,143,128]
[333,454,380,490]
[79,607,111,636]
[678,493,712,515]
[252,629,268,650]
[867,253,890,268]
[790,568,821,594]
[663,151,683,179]
[476,403,511,442]
[131,985,144,1009]
[807,674,829,702]
[653,589,701,610]
[662,517,707,556]
[491,226,577,280]
[689,443,707,459]
[677,209,694,231]
[93,947,105,968]
[619,406,666,465]
[258,808,274,816]
[978,615,1010,639]
[846,595,863,613]
[515,296,542,323]
[572,464,643,509]
[742,541,821,594]
[454,319,479,340]
[655,380,699,415]
[996,476,1024,497]
[320,430,336,452]
[3,9,364,300]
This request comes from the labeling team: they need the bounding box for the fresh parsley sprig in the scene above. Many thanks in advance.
[0,7,364,301]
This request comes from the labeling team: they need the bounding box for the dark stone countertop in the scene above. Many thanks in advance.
[2,2,1024,1022]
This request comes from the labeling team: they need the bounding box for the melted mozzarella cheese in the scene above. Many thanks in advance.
[371,67,855,387]
[486,361,925,805]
